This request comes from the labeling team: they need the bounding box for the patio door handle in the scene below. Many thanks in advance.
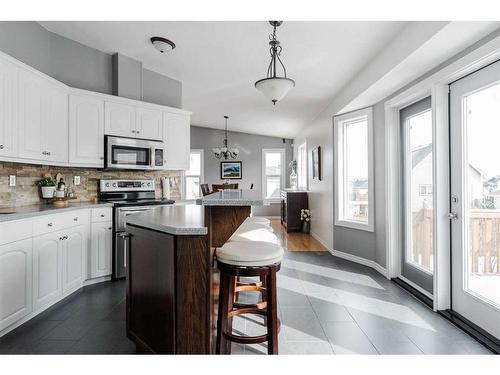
[448,212,458,220]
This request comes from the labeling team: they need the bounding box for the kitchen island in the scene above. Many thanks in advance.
[124,190,266,354]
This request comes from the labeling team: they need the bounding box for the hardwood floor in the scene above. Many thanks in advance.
[269,218,327,252]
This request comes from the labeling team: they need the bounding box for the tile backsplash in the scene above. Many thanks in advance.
[0,161,182,208]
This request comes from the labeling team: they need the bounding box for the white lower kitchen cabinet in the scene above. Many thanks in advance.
[62,225,88,294]
[33,231,63,311]
[90,221,113,278]
[0,238,33,331]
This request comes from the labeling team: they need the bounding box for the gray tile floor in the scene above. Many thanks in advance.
[0,251,493,354]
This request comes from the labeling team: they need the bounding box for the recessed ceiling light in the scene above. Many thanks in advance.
[150,36,176,53]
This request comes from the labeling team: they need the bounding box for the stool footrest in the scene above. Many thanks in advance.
[223,331,268,345]
[233,301,267,309]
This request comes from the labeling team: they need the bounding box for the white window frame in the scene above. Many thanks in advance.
[262,148,285,204]
[182,149,204,200]
[297,141,308,190]
[334,107,374,232]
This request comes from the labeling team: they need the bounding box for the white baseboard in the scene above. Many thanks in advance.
[328,248,389,279]
[310,230,332,250]
[83,275,111,287]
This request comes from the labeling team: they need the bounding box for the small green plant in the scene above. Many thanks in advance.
[37,177,56,187]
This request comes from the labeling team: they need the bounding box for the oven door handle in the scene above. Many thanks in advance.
[117,233,130,268]
[119,207,154,212]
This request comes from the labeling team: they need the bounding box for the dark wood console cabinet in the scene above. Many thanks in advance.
[280,190,308,232]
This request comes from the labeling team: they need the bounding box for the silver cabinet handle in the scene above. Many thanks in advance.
[100,214,105,217]
[124,237,127,268]
[108,227,112,230]
[47,222,53,227]
[136,131,140,134]
[0,144,4,149]
[73,217,78,221]
[131,130,136,133]
[100,157,104,160]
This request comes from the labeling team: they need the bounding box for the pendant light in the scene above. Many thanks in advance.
[255,21,295,105]
[212,116,239,160]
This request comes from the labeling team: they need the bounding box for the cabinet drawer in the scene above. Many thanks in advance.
[0,219,33,246]
[91,207,112,223]
[33,209,90,236]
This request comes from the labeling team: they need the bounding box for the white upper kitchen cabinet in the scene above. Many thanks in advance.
[0,56,17,158]
[163,112,190,170]
[33,231,63,311]
[62,225,87,294]
[18,68,68,164]
[136,107,163,141]
[104,101,136,138]
[69,93,105,167]
[0,238,33,331]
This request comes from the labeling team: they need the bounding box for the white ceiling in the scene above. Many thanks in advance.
[39,21,407,138]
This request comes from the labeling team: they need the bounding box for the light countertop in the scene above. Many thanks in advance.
[0,202,114,223]
[125,204,207,236]
[200,189,266,206]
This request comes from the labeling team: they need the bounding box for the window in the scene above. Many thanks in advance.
[334,107,374,231]
[419,184,433,196]
[297,141,307,189]
[262,149,285,202]
[184,149,204,200]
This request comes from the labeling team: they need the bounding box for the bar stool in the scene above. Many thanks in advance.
[216,241,283,354]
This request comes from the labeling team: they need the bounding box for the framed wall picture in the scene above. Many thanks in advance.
[312,146,321,180]
[220,161,242,179]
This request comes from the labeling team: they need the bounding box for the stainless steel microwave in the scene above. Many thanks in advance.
[105,136,165,170]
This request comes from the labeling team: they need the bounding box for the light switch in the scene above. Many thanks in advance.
[74,176,81,185]
[9,175,16,187]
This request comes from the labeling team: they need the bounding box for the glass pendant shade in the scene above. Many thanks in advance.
[255,77,295,105]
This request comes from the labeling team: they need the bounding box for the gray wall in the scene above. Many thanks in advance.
[190,126,293,216]
[0,21,182,108]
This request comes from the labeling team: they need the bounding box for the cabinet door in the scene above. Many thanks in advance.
[90,222,112,278]
[69,94,104,166]
[42,82,68,163]
[0,57,17,157]
[62,225,87,294]
[18,68,44,160]
[163,112,190,170]
[0,238,32,331]
[18,69,68,163]
[33,231,62,310]
[104,101,136,138]
[136,107,163,140]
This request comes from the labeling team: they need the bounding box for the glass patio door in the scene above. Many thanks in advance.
[399,97,434,295]
[449,59,500,340]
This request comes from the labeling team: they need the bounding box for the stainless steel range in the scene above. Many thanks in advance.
[99,179,175,279]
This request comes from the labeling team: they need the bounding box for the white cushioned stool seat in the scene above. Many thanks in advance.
[244,217,271,225]
[234,222,274,235]
[216,241,284,267]
[228,227,279,244]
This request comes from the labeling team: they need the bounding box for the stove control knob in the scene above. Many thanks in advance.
[105,183,110,187]
[141,182,145,187]
[112,183,117,187]
[147,182,152,187]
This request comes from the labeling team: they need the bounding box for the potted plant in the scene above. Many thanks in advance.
[37,176,56,199]
[300,208,311,233]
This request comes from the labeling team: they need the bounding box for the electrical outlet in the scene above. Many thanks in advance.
[74,176,81,185]
[9,175,16,187]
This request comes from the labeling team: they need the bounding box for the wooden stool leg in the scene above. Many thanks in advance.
[266,266,279,354]
[216,272,230,354]
[225,275,235,354]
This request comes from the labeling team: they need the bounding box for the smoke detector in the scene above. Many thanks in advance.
[150,36,176,53]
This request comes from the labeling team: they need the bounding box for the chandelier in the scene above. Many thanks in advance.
[255,21,295,105]
[212,116,239,159]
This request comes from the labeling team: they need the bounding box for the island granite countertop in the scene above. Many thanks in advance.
[200,189,266,206]
[125,204,207,235]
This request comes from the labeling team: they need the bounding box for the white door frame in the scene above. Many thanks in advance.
[385,34,500,311]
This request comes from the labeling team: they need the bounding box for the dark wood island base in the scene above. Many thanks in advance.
[125,193,262,354]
